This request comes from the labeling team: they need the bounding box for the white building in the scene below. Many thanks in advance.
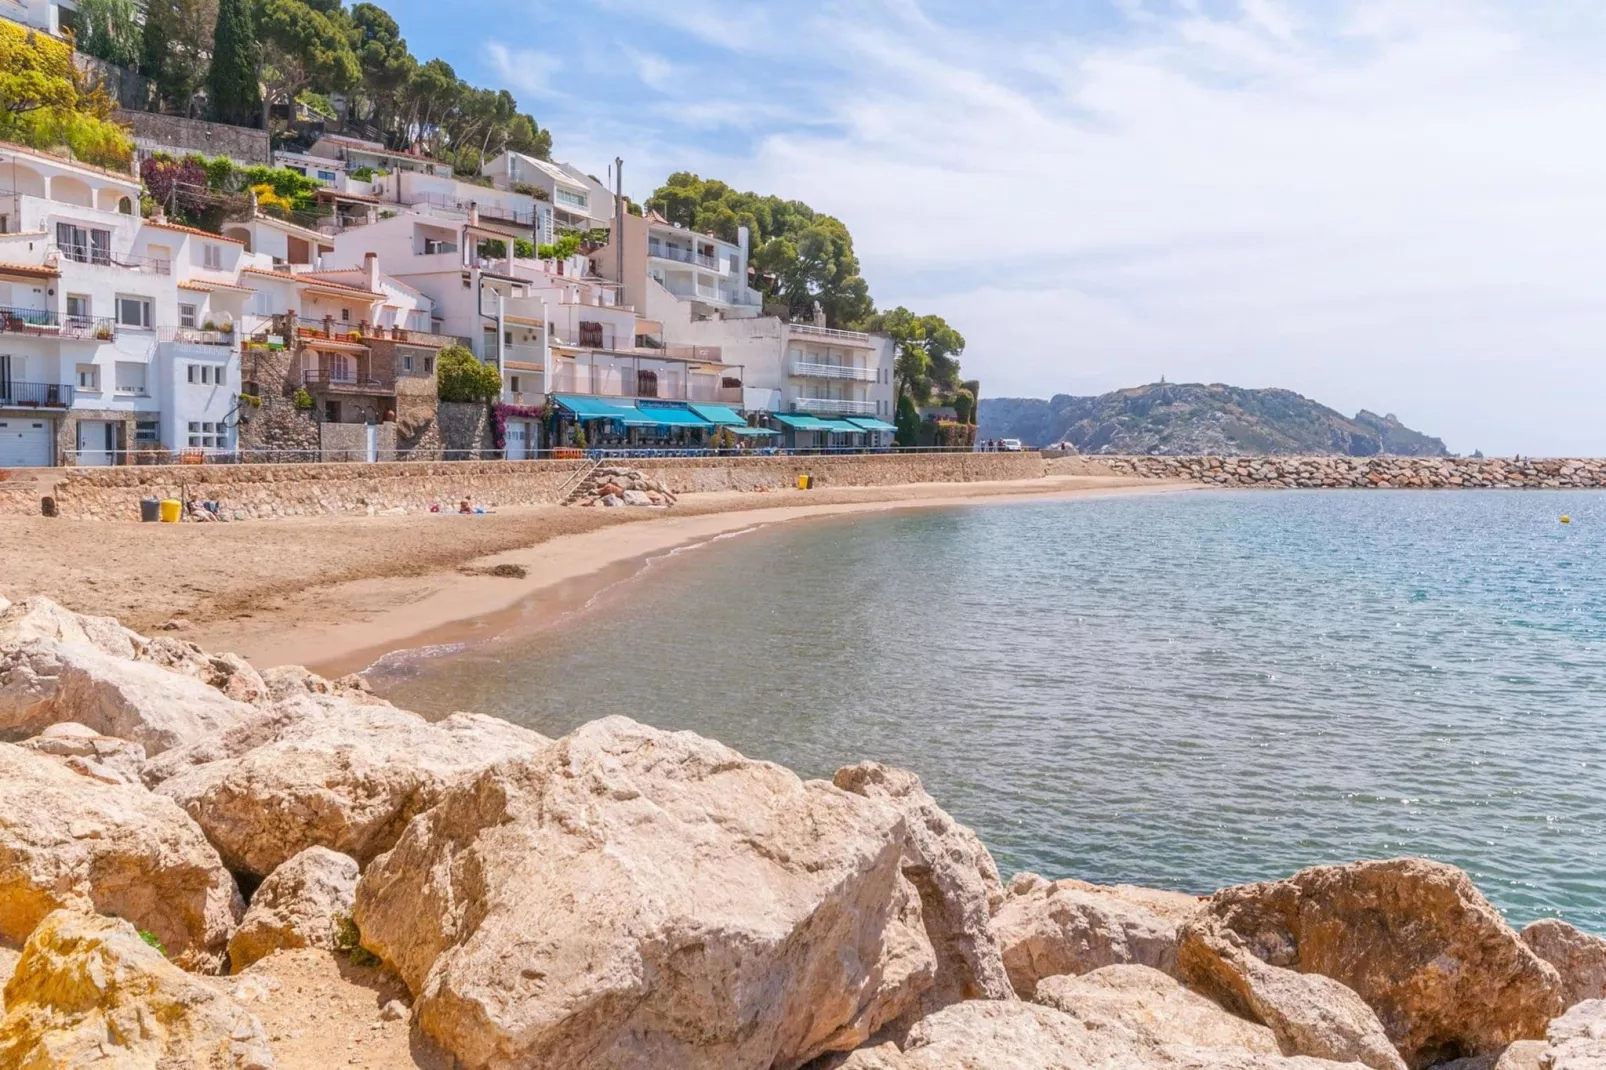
[484,152,612,233]
[303,135,452,179]
[0,143,248,466]
[0,0,85,36]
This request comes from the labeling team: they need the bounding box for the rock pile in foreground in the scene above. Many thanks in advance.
[576,465,680,508]
[0,592,1603,1069]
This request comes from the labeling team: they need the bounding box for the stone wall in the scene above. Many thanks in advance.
[318,422,397,462]
[438,402,493,460]
[369,339,441,460]
[21,452,1047,521]
[238,346,319,461]
[1051,454,1606,488]
[116,109,272,165]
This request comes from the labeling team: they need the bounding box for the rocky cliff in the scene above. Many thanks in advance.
[0,593,1602,1070]
[979,383,1449,456]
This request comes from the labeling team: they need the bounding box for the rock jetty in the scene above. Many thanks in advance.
[1091,455,1606,489]
[1,592,1603,1069]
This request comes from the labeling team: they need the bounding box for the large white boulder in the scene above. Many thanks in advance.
[150,702,550,877]
[16,722,146,786]
[0,743,242,971]
[227,847,359,973]
[0,910,273,1068]
[1033,964,1282,1056]
[354,716,936,1070]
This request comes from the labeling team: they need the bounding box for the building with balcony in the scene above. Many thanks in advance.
[303,135,453,179]
[484,152,612,233]
[595,210,764,326]
[371,171,546,244]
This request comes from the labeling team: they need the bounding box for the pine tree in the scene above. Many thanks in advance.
[207,0,260,125]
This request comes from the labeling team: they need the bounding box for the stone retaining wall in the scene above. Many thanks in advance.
[18,451,1047,521]
[1054,454,1606,488]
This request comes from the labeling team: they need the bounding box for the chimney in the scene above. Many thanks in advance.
[364,251,380,294]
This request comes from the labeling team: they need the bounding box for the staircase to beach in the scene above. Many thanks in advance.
[558,457,603,506]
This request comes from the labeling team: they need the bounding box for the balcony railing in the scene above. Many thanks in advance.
[410,191,536,226]
[788,322,877,347]
[648,241,721,271]
[793,397,877,415]
[791,360,877,382]
[0,381,73,408]
[0,306,116,341]
[50,243,171,275]
[302,369,391,393]
[159,325,236,347]
[296,317,369,343]
[549,365,742,404]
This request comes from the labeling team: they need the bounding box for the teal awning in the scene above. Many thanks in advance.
[772,413,835,431]
[627,404,713,428]
[554,395,635,420]
[690,404,748,427]
[816,418,868,434]
[728,425,780,437]
[846,417,898,433]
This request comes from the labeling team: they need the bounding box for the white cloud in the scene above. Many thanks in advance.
[523,0,1606,453]
[484,45,566,101]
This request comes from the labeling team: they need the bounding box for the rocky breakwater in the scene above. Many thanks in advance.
[573,465,681,508]
[1091,455,1606,489]
[2,595,1606,1067]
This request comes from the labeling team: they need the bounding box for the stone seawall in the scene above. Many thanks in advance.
[1052,454,1606,489]
[16,451,1048,520]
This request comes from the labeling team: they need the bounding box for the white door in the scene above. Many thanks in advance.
[506,421,527,460]
[364,422,378,463]
[0,419,52,467]
[76,420,113,466]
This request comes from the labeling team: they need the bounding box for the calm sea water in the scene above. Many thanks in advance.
[378,490,1606,928]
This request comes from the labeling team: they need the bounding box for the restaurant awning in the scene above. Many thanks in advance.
[816,417,869,434]
[690,404,748,426]
[846,417,898,433]
[553,395,636,420]
[771,413,835,431]
[626,404,714,428]
[728,425,781,437]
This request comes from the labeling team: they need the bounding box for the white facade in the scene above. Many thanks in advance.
[484,152,612,232]
[305,135,452,178]
[644,216,762,320]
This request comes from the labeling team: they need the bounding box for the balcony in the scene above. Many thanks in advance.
[791,360,876,382]
[788,322,877,347]
[0,381,73,408]
[793,397,876,416]
[302,369,391,394]
[648,241,720,271]
[159,325,235,347]
[295,317,368,343]
[50,243,171,275]
[549,365,741,405]
[0,307,115,341]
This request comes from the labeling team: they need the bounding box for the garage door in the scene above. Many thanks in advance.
[0,418,53,467]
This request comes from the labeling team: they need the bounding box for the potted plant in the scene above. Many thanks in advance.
[94,324,112,341]
[202,320,218,332]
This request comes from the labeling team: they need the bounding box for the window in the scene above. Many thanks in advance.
[134,420,158,444]
[555,188,587,209]
[402,354,413,373]
[340,308,350,322]
[115,296,151,329]
[118,197,133,215]
[179,303,196,328]
[317,170,337,183]
[90,229,111,265]
[636,369,659,398]
[0,214,9,234]
[66,294,89,321]
[187,420,223,448]
[76,364,99,390]
[424,356,435,374]
[56,223,111,264]
[114,362,146,395]
[203,244,222,269]
[509,375,521,393]
[187,363,222,385]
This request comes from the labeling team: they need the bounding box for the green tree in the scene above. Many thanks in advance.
[0,21,132,169]
[349,2,414,133]
[436,345,501,402]
[253,0,360,128]
[865,307,966,404]
[76,0,141,67]
[208,0,261,125]
[140,0,217,115]
[894,394,920,448]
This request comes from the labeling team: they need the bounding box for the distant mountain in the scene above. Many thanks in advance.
[978,383,1449,457]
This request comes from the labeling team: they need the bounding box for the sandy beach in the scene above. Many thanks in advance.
[0,472,1187,674]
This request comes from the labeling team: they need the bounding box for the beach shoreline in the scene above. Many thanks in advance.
[206,475,1195,675]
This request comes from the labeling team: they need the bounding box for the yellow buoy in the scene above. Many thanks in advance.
[1561,516,1571,524]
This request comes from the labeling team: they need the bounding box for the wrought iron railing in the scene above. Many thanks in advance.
[0,381,74,407]
[0,307,115,340]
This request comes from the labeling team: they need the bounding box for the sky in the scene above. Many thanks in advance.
[382,0,1606,456]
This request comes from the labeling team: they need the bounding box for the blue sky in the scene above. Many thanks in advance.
[383,0,1606,455]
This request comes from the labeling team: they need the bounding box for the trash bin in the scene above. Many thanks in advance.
[158,499,182,523]
[139,499,161,523]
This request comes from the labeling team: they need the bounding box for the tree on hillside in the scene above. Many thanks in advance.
[208,0,261,125]
[252,0,360,129]
[75,0,142,68]
[866,307,966,404]
[0,20,132,168]
[140,0,218,115]
[647,172,874,328]
[349,2,414,132]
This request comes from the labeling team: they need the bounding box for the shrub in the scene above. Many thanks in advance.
[436,345,501,403]
[138,929,166,956]
[348,166,374,181]
[291,387,313,410]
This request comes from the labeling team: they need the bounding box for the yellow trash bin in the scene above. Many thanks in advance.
[158,499,182,523]
[797,474,813,490]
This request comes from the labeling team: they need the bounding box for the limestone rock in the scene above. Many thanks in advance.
[1542,999,1606,1070]
[354,716,935,1070]
[1178,918,1406,1070]
[1432,1041,1545,1070]
[0,910,273,1068]
[1034,964,1281,1056]
[256,664,387,706]
[991,870,1201,996]
[16,722,146,785]
[833,762,1014,1009]
[834,998,1360,1069]
[0,638,252,755]
[1187,858,1564,1067]
[1522,919,1606,1008]
[138,637,268,705]
[153,703,550,877]
[0,743,241,970]
[227,847,359,973]
[0,946,16,1012]
[0,596,139,659]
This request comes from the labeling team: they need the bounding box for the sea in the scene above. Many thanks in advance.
[374,489,1606,929]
